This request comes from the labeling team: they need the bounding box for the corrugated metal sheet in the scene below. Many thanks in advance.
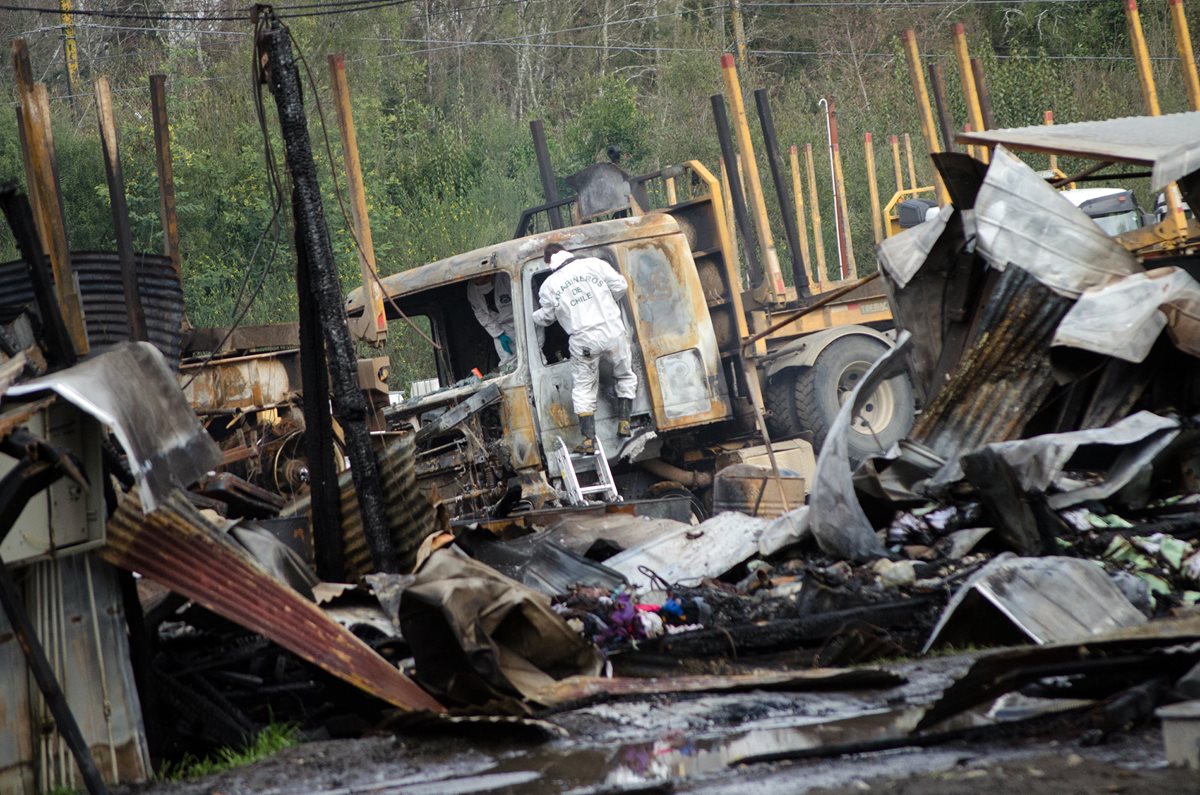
[104,490,445,713]
[0,251,184,365]
[282,434,437,579]
[910,266,1071,461]
[0,554,150,791]
[957,112,1200,191]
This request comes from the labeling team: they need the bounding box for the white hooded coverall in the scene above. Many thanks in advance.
[467,276,516,363]
[532,250,638,414]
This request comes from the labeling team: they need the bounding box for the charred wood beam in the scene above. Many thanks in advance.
[654,598,931,658]
[261,12,394,573]
[94,77,148,342]
[0,184,76,367]
[296,224,344,581]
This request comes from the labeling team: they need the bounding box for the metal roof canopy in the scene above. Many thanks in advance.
[957,112,1200,192]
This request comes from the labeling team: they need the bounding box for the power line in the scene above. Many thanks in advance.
[744,0,1108,6]
[0,0,418,22]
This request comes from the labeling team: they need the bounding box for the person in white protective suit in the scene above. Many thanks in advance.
[467,274,516,366]
[533,243,638,453]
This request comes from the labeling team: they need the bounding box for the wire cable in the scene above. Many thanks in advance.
[284,20,440,350]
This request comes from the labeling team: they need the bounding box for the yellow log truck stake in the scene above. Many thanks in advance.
[1125,0,1187,238]
[952,22,989,163]
[804,143,829,290]
[864,133,884,246]
[901,29,947,204]
[1169,0,1200,110]
[721,54,787,301]
[889,135,904,194]
[788,145,813,275]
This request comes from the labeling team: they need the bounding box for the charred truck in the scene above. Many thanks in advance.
[344,157,915,519]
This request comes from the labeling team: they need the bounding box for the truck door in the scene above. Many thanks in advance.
[522,248,653,475]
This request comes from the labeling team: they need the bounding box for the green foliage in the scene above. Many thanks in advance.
[1,0,1193,385]
[564,75,649,172]
[157,723,301,782]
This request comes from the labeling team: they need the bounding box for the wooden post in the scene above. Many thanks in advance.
[804,143,828,290]
[329,54,387,345]
[901,29,947,203]
[864,133,883,246]
[832,132,856,279]
[94,76,148,342]
[149,75,181,278]
[12,39,88,354]
[788,145,812,279]
[951,22,988,163]
[971,57,996,130]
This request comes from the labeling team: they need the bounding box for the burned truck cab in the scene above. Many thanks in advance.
[345,212,729,517]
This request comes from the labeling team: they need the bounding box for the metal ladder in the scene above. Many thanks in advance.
[555,436,621,506]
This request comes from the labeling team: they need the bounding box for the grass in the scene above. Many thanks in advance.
[158,723,301,782]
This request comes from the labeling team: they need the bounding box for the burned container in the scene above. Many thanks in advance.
[712,463,806,519]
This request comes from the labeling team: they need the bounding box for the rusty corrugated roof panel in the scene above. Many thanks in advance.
[103,491,445,713]
[957,113,1200,190]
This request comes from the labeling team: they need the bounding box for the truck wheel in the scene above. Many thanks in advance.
[763,370,801,438]
[793,336,914,463]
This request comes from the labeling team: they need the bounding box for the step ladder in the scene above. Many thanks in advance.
[554,436,621,506]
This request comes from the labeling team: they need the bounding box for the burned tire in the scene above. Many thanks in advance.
[793,336,914,464]
[764,369,801,438]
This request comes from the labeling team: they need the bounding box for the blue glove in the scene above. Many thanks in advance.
[498,333,513,354]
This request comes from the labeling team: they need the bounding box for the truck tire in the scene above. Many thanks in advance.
[793,335,914,463]
[764,370,801,438]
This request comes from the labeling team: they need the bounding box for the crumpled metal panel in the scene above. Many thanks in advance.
[1053,266,1200,362]
[974,148,1140,298]
[808,333,910,561]
[281,434,436,579]
[8,342,220,512]
[104,490,444,713]
[923,553,1148,652]
[957,111,1200,191]
[964,410,1179,511]
[0,251,184,365]
[876,205,955,290]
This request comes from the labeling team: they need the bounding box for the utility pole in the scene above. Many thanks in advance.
[731,0,748,73]
[260,9,394,576]
[59,0,80,114]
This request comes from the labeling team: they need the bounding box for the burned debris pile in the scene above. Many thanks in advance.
[3,22,1200,787]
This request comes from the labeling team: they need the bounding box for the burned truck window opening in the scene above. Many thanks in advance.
[386,272,517,387]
